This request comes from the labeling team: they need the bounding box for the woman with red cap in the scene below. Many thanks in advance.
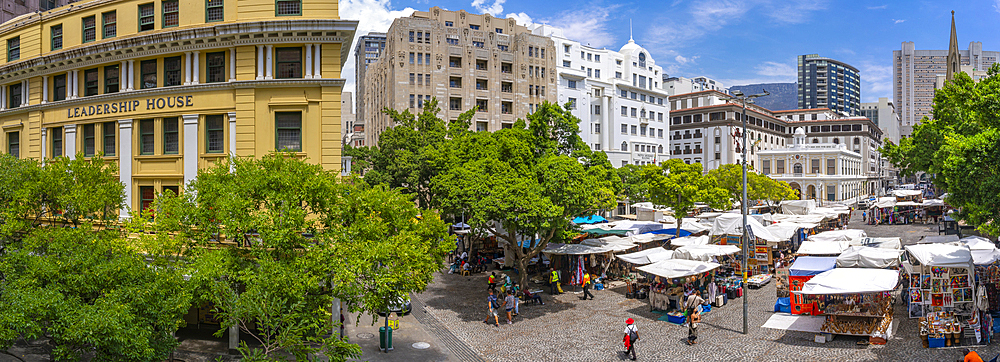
[623,318,638,360]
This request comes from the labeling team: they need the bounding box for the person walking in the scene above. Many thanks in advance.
[549,268,561,295]
[487,272,497,292]
[503,292,517,324]
[580,271,595,300]
[483,290,500,327]
[685,293,705,345]
[962,348,984,362]
[623,318,638,361]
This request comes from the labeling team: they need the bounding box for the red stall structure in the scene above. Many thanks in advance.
[788,257,838,315]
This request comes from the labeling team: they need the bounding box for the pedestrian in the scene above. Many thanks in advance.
[580,271,595,300]
[962,348,984,362]
[504,292,516,324]
[488,272,497,292]
[685,293,705,345]
[483,290,500,327]
[623,318,638,361]
[549,268,561,295]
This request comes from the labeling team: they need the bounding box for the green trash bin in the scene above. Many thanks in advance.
[379,326,393,351]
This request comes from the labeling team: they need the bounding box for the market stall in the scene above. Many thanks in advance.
[668,235,711,248]
[617,247,674,266]
[798,268,900,343]
[903,244,976,319]
[709,213,782,276]
[637,259,721,314]
[788,257,838,315]
[836,246,903,269]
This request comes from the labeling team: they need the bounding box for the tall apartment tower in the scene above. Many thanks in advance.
[893,12,998,137]
[360,7,556,146]
[354,32,385,141]
[797,54,861,116]
[532,25,670,168]
[1,0,70,25]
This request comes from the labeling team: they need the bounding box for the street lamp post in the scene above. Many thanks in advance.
[727,89,769,335]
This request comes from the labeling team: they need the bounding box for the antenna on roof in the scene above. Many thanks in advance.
[629,19,634,42]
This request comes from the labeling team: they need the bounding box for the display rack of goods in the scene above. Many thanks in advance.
[821,316,880,335]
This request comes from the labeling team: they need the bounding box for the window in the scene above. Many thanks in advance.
[594,123,601,134]
[762,160,770,175]
[8,83,21,109]
[448,37,460,45]
[103,121,115,156]
[476,59,487,70]
[567,80,576,89]
[7,36,19,62]
[163,0,179,27]
[79,123,96,157]
[528,47,534,57]
[658,129,663,138]
[594,105,601,115]
[275,112,302,151]
[621,106,627,116]
[139,119,154,155]
[449,77,461,88]
[276,0,301,16]
[104,65,119,93]
[567,98,576,109]
[615,71,622,78]
[501,102,512,114]
[51,25,62,50]
[595,55,600,62]
[162,117,179,154]
[206,115,224,153]
[638,52,646,68]
[207,52,226,83]
[445,21,453,27]
[469,24,479,30]
[595,69,600,78]
[84,68,99,96]
[139,3,154,31]
[827,185,836,201]
[83,16,96,42]
[102,11,116,38]
[141,59,157,89]
[472,41,484,48]
[630,108,636,117]
[163,186,180,196]
[563,60,571,67]
[449,97,461,111]
[206,0,223,22]
[631,125,637,134]
[621,142,627,151]
[449,57,461,68]
[476,99,488,112]
[140,186,155,212]
[51,127,62,157]
[793,163,803,174]
[776,160,785,174]
[500,62,511,73]
[53,74,66,101]
[475,79,487,90]
[501,82,511,93]
[7,131,18,158]
[276,47,302,78]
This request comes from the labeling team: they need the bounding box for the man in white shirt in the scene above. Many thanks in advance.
[623,318,638,360]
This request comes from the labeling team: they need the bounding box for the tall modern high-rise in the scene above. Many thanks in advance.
[360,7,556,146]
[0,0,72,25]
[797,54,861,116]
[893,12,998,137]
[354,32,385,142]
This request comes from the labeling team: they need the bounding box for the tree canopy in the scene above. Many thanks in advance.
[882,64,1000,235]
[707,164,797,207]
[641,160,730,235]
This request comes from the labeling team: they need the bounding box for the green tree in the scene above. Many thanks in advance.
[707,164,796,207]
[882,64,1000,235]
[643,160,730,236]
[434,102,616,286]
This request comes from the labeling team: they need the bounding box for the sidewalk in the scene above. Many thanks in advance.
[344,306,460,362]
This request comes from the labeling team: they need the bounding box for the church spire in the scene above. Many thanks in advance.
[946,10,960,81]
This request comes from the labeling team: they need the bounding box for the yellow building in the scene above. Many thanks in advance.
[0,0,357,216]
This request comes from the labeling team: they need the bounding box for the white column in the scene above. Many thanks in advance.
[229,47,237,82]
[314,44,321,78]
[264,45,273,80]
[228,111,237,172]
[118,119,133,219]
[256,45,264,80]
[192,51,200,85]
[184,52,192,85]
[42,76,48,104]
[21,80,27,106]
[127,60,135,91]
[64,124,77,159]
[182,114,199,187]
[1,85,6,110]
[120,61,127,91]
[305,44,313,79]
[71,71,78,99]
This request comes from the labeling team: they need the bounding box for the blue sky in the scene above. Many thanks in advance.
[340,0,1000,103]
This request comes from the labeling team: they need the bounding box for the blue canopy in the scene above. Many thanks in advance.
[646,228,691,237]
[789,256,838,276]
[519,239,540,248]
[573,215,608,224]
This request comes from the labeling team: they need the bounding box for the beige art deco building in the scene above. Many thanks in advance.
[0,0,357,215]
[361,7,556,146]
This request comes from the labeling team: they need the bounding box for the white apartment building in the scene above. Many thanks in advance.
[758,128,867,204]
[662,75,727,96]
[532,25,670,167]
[860,97,900,145]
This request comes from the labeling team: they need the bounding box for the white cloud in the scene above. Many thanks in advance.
[645,0,826,48]
[535,5,620,48]
[893,19,905,24]
[505,12,533,26]
[339,0,416,96]
[867,4,887,10]
[859,61,892,102]
[674,55,699,65]
[717,60,796,87]
[471,0,505,16]
[994,0,1000,14]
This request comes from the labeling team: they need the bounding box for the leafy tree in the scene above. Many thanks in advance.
[707,164,796,207]
[643,160,730,236]
[617,164,651,204]
[0,227,191,361]
[882,64,1000,235]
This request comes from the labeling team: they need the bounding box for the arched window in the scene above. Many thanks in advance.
[621,141,627,151]
[812,139,819,143]
[794,163,803,173]
[658,145,663,153]
[638,52,646,68]
[854,137,860,144]
[833,138,840,144]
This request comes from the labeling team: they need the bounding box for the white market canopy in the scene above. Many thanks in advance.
[904,244,973,268]
[677,218,713,233]
[543,243,613,255]
[836,246,904,268]
[616,247,675,265]
[637,258,720,279]
[896,201,921,207]
[765,222,814,242]
[673,244,741,262]
[628,233,673,244]
[580,238,636,252]
[669,235,711,248]
[808,229,867,243]
[923,199,946,207]
[850,237,902,250]
[959,236,1000,265]
[872,197,897,209]
[799,268,900,295]
[709,213,781,242]
[781,199,817,215]
[893,189,923,197]
[796,239,851,255]
[606,220,664,235]
[770,214,827,225]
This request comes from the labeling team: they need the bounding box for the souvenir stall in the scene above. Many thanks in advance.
[799,268,900,344]
[964,236,1000,344]
[788,257,838,315]
[637,258,721,320]
[902,244,980,347]
[667,235,710,248]
[836,246,903,269]
[923,199,948,224]
[617,247,674,266]
[867,197,897,225]
[767,222,818,296]
[709,213,782,277]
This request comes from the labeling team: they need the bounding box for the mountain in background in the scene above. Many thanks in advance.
[728,83,798,111]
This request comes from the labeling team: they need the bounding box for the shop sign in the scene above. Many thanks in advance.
[66,95,194,118]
